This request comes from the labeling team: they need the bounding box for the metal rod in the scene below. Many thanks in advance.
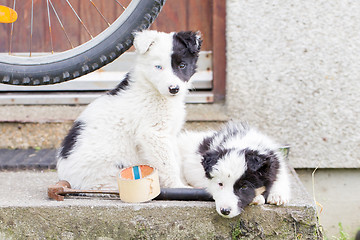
[113,0,126,10]
[65,0,93,38]
[48,0,74,49]
[90,0,110,26]
[46,0,54,54]
[48,180,214,202]
[155,188,214,201]
[9,0,16,54]
[30,0,34,57]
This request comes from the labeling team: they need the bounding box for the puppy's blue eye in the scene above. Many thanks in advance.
[240,185,248,190]
[155,65,163,70]
[179,63,187,69]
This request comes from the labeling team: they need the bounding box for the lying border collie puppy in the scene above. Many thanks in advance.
[178,121,290,218]
[57,30,202,190]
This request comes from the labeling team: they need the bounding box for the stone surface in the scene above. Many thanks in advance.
[0,122,72,149]
[0,104,227,149]
[0,169,321,239]
[0,104,228,123]
[0,105,85,123]
[0,121,225,149]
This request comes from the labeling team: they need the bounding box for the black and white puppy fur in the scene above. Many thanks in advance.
[57,30,202,190]
[178,122,290,218]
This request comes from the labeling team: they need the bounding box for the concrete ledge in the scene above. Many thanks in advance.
[0,169,322,239]
[0,104,228,149]
[0,104,228,123]
[0,122,225,149]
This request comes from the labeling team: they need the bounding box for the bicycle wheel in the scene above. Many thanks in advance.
[0,0,165,86]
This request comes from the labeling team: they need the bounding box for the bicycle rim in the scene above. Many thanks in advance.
[0,0,165,85]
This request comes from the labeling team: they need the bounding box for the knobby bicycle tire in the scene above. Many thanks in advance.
[0,0,165,86]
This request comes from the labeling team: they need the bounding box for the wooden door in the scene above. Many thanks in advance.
[0,0,225,101]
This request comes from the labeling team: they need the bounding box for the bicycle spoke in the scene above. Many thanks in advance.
[7,0,127,55]
[46,0,54,54]
[49,0,74,49]
[114,0,126,10]
[89,0,110,26]
[65,0,93,39]
[29,0,34,57]
[9,0,16,55]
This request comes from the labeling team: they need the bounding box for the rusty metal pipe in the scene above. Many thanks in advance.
[48,180,213,202]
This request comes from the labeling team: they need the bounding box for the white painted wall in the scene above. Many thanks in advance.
[297,169,360,238]
[226,0,360,168]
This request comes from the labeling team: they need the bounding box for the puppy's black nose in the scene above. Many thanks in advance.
[220,207,231,216]
[168,85,180,94]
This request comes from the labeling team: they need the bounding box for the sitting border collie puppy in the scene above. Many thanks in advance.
[178,121,290,218]
[57,30,202,190]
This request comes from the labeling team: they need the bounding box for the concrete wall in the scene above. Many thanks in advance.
[297,169,360,238]
[225,0,360,168]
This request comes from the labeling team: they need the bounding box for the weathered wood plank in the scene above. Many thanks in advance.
[188,0,212,51]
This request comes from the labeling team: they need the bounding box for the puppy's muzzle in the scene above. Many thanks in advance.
[168,85,180,95]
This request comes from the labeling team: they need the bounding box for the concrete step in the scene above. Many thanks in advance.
[0,105,323,239]
[0,104,227,149]
[0,168,322,239]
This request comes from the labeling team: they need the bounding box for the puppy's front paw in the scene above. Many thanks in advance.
[267,191,290,205]
[250,194,265,205]
[174,182,192,188]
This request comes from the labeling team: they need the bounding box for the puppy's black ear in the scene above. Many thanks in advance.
[174,31,202,55]
[201,150,221,179]
[201,148,229,179]
[245,149,268,172]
